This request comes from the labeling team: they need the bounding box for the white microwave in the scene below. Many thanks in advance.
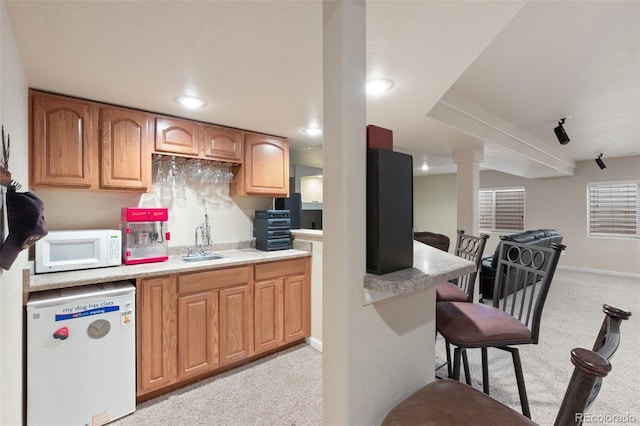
[35,230,122,274]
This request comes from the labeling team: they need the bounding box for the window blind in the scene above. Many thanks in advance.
[479,191,494,230]
[588,182,639,237]
[479,188,525,232]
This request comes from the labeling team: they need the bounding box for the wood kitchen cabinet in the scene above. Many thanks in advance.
[176,290,219,380]
[202,124,243,162]
[219,284,252,365]
[30,90,153,191]
[254,279,283,353]
[136,275,178,396]
[30,91,95,188]
[100,106,153,191]
[254,257,310,354]
[136,257,309,400]
[283,273,308,343]
[176,266,251,376]
[137,266,252,399]
[232,133,289,197]
[154,118,245,164]
[31,91,294,194]
[154,115,201,157]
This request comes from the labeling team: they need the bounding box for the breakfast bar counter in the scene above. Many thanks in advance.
[362,241,476,305]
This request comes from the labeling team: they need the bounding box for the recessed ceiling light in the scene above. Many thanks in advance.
[303,127,323,136]
[366,79,394,95]
[421,163,429,171]
[175,95,207,109]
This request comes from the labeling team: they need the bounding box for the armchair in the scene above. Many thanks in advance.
[480,229,563,299]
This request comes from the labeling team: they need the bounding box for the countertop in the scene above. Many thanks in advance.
[362,241,476,305]
[26,237,474,307]
[25,247,311,295]
[291,229,323,241]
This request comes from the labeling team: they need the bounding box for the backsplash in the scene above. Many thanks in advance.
[34,188,272,248]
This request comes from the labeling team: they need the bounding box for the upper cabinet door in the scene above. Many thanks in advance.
[202,125,243,163]
[155,116,201,156]
[235,133,289,196]
[30,92,95,188]
[100,107,153,191]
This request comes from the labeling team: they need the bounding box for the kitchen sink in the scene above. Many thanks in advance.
[180,253,225,262]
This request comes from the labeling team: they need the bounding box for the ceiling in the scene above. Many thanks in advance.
[6,1,640,178]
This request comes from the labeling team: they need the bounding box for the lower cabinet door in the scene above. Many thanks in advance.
[137,275,177,395]
[254,279,283,354]
[219,284,252,365]
[283,274,310,344]
[177,291,219,379]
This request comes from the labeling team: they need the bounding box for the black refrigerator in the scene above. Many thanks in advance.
[366,149,414,274]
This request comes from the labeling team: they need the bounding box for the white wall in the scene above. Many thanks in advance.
[0,0,29,423]
[414,155,640,275]
[413,173,458,251]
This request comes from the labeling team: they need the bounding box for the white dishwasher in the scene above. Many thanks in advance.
[27,281,136,426]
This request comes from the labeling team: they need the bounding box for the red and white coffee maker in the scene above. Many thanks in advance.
[121,207,170,265]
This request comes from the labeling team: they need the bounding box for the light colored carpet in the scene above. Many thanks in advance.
[113,269,638,425]
[112,344,322,426]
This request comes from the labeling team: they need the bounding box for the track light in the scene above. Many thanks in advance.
[595,153,606,170]
[554,118,570,145]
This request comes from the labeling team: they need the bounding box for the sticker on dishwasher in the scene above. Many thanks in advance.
[121,309,133,325]
[55,305,120,322]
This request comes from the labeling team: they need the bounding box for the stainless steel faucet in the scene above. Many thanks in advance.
[194,225,203,254]
[193,209,211,255]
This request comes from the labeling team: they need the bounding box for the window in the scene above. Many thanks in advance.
[479,188,525,232]
[587,181,639,238]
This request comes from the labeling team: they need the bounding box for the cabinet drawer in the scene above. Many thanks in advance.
[179,266,249,294]
[254,258,308,281]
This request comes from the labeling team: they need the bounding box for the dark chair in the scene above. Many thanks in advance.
[436,230,489,303]
[480,229,563,299]
[413,231,450,252]
[436,237,566,417]
[435,230,489,379]
[382,304,631,426]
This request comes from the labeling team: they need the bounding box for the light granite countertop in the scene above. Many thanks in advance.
[25,236,474,308]
[362,241,476,305]
[291,229,323,241]
[25,247,311,296]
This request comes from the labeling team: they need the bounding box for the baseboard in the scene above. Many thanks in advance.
[558,265,640,279]
[306,336,323,352]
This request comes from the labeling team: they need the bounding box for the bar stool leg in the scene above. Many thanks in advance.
[481,347,489,394]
